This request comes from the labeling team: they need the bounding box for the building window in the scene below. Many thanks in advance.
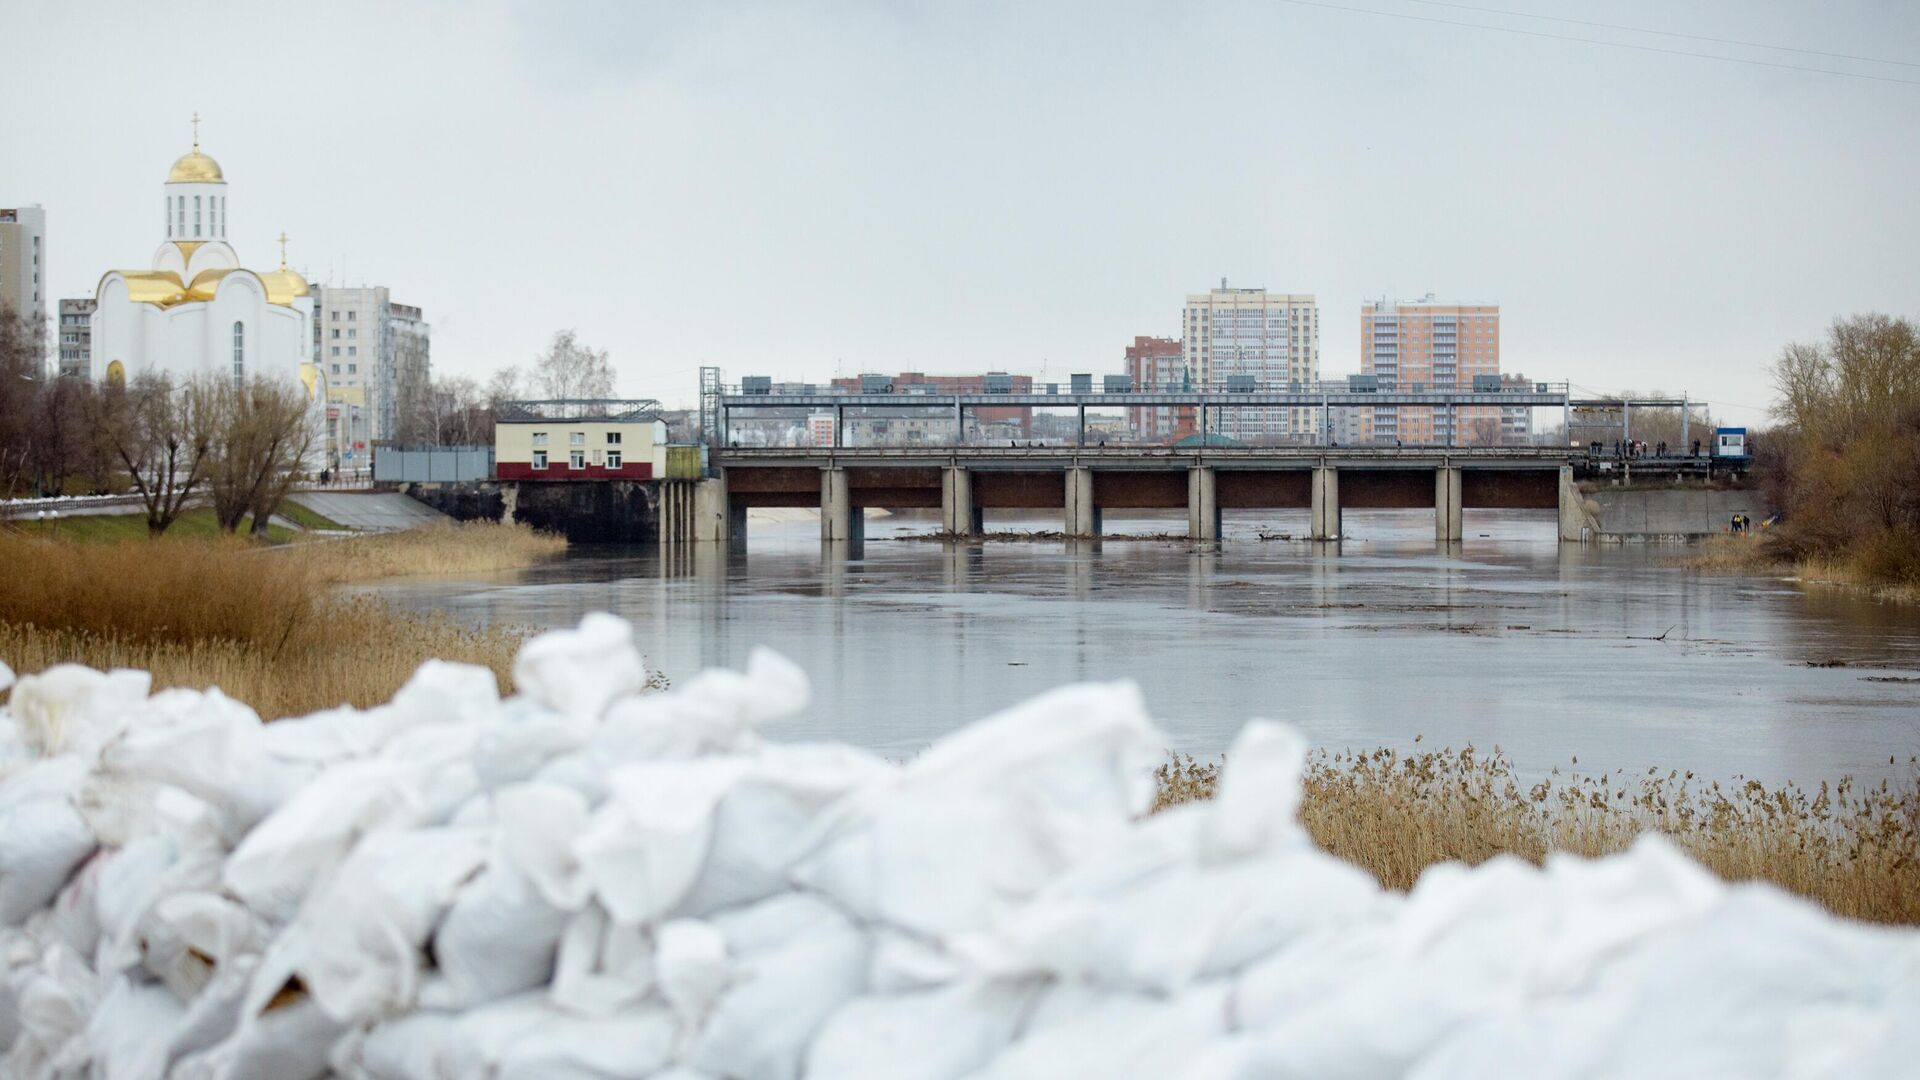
[348,364,357,374]
[347,347,356,356]
[347,311,356,321]
[532,431,548,446]
[331,346,340,356]
[194,196,202,237]
[606,432,622,445]
[569,451,586,469]
[331,328,340,339]
[331,364,340,374]
[532,450,548,470]
[606,451,622,469]
[231,321,244,383]
[347,329,356,339]
[332,311,340,321]
[569,432,585,445]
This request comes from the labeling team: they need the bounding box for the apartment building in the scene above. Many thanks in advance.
[1182,283,1319,441]
[0,205,48,329]
[1359,297,1501,445]
[311,285,430,455]
[56,299,94,377]
[1123,335,1186,440]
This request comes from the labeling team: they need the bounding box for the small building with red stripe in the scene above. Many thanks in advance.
[494,401,668,480]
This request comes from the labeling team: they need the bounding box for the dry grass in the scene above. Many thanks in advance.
[1684,535,1920,604]
[294,521,566,583]
[0,530,534,718]
[1156,746,1920,926]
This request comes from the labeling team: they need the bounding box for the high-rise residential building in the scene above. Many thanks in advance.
[1359,297,1501,445]
[56,299,95,378]
[0,205,48,328]
[1182,282,1319,441]
[311,285,431,457]
[1123,335,1187,441]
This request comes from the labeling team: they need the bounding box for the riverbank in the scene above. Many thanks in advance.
[1686,534,1920,604]
[0,523,562,717]
[1156,747,1920,925]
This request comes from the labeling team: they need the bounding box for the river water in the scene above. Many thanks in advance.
[364,509,1920,786]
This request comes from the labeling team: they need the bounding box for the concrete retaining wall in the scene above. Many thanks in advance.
[1582,486,1765,539]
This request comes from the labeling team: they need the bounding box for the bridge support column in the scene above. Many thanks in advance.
[1557,465,1591,542]
[1310,465,1341,541]
[942,466,981,536]
[692,475,732,544]
[1187,466,1220,541]
[1434,466,1463,542]
[821,467,862,544]
[1065,467,1100,538]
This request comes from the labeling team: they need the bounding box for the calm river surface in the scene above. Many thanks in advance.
[365,509,1920,786]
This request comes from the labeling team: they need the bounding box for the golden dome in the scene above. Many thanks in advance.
[167,150,225,184]
[258,266,310,306]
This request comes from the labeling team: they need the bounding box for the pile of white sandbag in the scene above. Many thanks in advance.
[2,614,1916,1080]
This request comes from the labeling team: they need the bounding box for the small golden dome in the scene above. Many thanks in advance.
[167,150,225,184]
[259,266,311,306]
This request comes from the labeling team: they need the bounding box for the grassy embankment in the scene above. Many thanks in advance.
[1157,747,1920,926]
[9,506,301,543]
[0,522,564,718]
[1688,534,1920,604]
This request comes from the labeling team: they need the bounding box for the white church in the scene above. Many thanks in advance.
[90,120,321,409]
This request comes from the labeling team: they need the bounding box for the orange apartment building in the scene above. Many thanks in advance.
[1359,298,1501,445]
[1123,335,1191,441]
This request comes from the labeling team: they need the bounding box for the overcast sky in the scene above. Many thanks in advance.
[5,1,1916,422]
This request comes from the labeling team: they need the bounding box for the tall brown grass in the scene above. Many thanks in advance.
[1156,746,1920,925]
[0,529,536,718]
[1686,534,1920,603]
[294,521,566,583]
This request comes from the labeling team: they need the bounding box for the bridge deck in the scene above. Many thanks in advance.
[713,446,1577,471]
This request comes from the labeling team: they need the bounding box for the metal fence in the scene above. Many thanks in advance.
[373,445,495,484]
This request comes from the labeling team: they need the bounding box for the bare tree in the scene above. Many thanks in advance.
[532,330,615,402]
[485,364,525,411]
[0,307,45,496]
[89,373,221,536]
[206,376,313,535]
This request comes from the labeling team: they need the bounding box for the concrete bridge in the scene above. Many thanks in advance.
[664,446,1587,544]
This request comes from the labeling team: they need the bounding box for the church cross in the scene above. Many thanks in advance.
[192,112,200,151]
[277,231,290,267]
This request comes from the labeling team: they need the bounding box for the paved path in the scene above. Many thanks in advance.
[288,492,445,532]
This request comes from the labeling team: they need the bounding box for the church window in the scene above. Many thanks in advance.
[231,322,245,384]
[166,197,172,236]
[177,199,185,235]
[195,196,202,238]
[106,360,126,388]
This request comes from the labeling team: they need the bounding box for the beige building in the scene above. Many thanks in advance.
[1359,297,1501,445]
[496,415,668,479]
[1183,283,1319,441]
[0,205,48,330]
[56,298,95,378]
[312,285,430,449]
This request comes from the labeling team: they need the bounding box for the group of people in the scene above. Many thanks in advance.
[1587,440,1702,459]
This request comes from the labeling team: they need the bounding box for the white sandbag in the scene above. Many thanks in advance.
[221,758,426,924]
[6,664,150,760]
[267,826,487,1023]
[494,781,596,911]
[690,893,869,1080]
[976,980,1230,1080]
[675,743,890,916]
[805,978,1044,1080]
[85,976,185,1080]
[791,682,1159,939]
[418,992,675,1080]
[94,687,302,844]
[3,944,97,1078]
[654,917,729,1029]
[550,905,654,1018]
[511,613,649,723]
[419,856,570,1010]
[572,759,748,925]
[332,1009,457,1080]
[1198,720,1308,861]
[171,994,342,1080]
[0,757,95,927]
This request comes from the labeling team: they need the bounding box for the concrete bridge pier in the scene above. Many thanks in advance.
[942,466,981,536]
[1065,467,1100,538]
[1310,465,1341,541]
[820,467,864,544]
[1557,465,1592,542]
[1187,466,1220,541]
[1435,466,1464,542]
[687,475,735,545]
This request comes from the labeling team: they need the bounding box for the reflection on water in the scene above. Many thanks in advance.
[363,509,1920,785]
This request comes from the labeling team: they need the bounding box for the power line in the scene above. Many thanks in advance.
[1402,0,1920,69]
[1269,0,1920,87]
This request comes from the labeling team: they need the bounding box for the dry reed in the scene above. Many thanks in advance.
[293,521,566,583]
[1685,535,1920,604]
[1156,746,1920,925]
[0,530,532,718]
